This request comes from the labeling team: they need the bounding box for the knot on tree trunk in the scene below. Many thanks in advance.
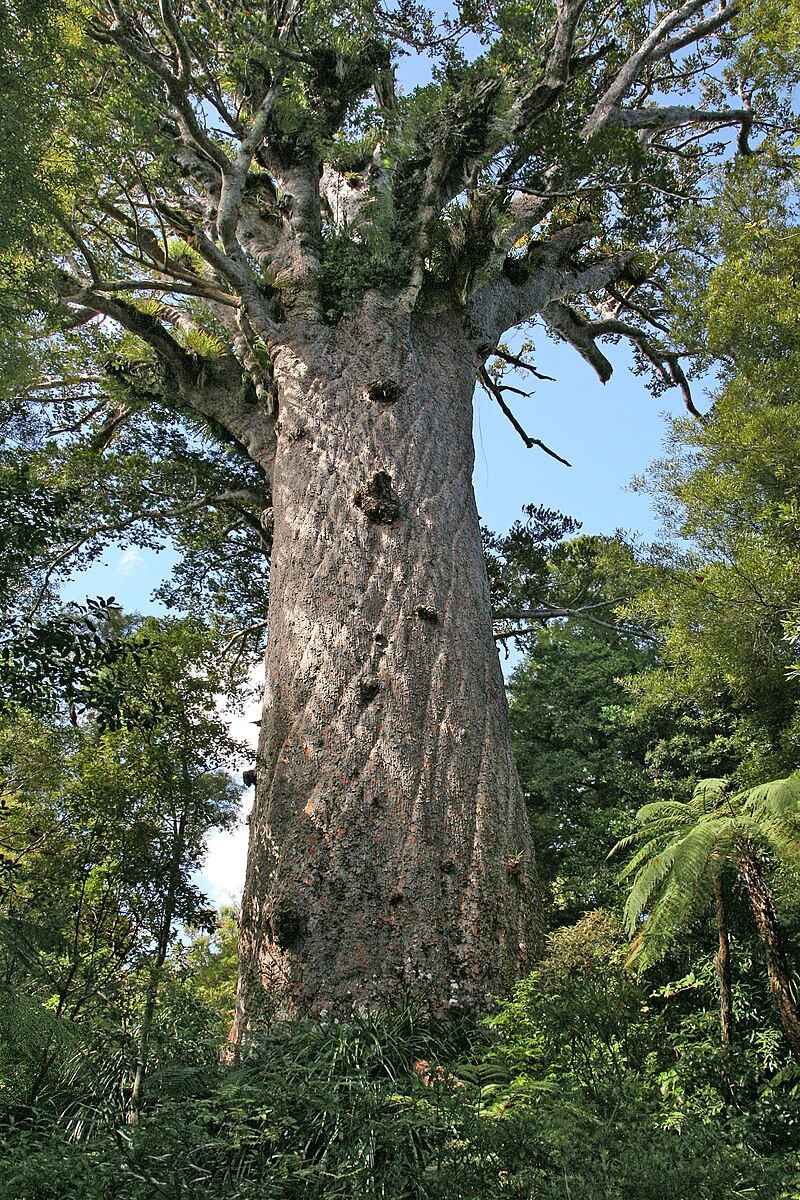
[353,470,402,524]
[272,905,307,951]
[359,673,381,704]
[367,378,402,404]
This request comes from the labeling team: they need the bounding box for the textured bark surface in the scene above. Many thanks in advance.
[739,848,800,1061]
[713,876,733,1048]
[233,303,537,1031]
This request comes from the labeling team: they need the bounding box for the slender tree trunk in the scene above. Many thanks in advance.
[233,303,538,1032]
[738,846,800,1061]
[129,779,190,1121]
[713,876,733,1048]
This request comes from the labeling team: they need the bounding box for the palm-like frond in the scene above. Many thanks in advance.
[616,835,669,881]
[612,780,739,970]
[614,771,800,972]
[737,773,800,860]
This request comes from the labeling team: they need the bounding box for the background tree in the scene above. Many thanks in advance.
[486,521,656,921]
[0,616,242,1117]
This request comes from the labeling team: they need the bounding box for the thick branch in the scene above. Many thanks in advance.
[469,225,634,346]
[584,0,707,132]
[542,301,703,417]
[59,280,195,386]
[513,0,587,127]
[604,104,750,136]
[649,3,741,62]
[583,0,722,137]
[541,301,613,382]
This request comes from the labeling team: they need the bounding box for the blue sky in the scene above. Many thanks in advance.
[473,339,680,539]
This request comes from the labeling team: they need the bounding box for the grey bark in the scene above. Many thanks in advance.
[232,302,538,1031]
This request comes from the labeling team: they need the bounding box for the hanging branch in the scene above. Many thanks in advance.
[478,365,572,466]
[542,302,704,419]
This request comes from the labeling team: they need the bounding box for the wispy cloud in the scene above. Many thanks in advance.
[117,547,144,576]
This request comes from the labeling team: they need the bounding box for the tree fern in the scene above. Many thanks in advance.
[738,774,800,860]
[612,771,800,1053]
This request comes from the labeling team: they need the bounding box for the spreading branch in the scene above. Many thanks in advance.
[542,302,703,418]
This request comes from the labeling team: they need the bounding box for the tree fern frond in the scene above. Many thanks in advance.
[617,836,669,880]
[622,844,681,934]
[691,778,728,804]
[635,800,695,823]
[739,773,800,823]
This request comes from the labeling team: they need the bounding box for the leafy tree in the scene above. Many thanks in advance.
[497,528,656,921]
[614,775,800,1058]
[3,0,797,1023]
[625,156,800,785]
[171,905,240,1031]
[509,624,650,923]
[0,616,242,1115]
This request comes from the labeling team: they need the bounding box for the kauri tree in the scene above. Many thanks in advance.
[3,0,796,1029]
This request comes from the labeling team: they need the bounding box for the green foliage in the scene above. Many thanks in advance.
[0,616,242,1121]
[3,999,798,1200]
[171,905,240,1032]
[626,160,800,785]
[613,772,800,970]
[509,624,650,921]
[318,222,406,323]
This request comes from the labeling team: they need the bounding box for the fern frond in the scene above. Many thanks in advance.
[622,844,680,935]
[179,327,226,358]
[739,773,800,822]
[692,778,728,805]
[617,836,668,881]
[635,800,695,823]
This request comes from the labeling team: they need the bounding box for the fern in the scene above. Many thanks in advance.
[178,327,226,358]
[613,771,800,973]
[165,237,206,273]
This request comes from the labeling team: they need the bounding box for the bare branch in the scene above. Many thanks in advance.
[541,301,614,382]
[604,103,750,136]
[583,0,715,137]
[542,301,704,418]
[470,224,635,345]
[89,277,239,305]
[493,598,657,641]
[98,1,228,171]
[478,365,572,465]
[649,2,741,62]
[492,347,556,382]
[220,619,269,656]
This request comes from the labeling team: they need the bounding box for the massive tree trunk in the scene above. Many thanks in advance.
[232,303,537,1032]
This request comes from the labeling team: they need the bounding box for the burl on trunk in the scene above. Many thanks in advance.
[233,304,537,1032]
